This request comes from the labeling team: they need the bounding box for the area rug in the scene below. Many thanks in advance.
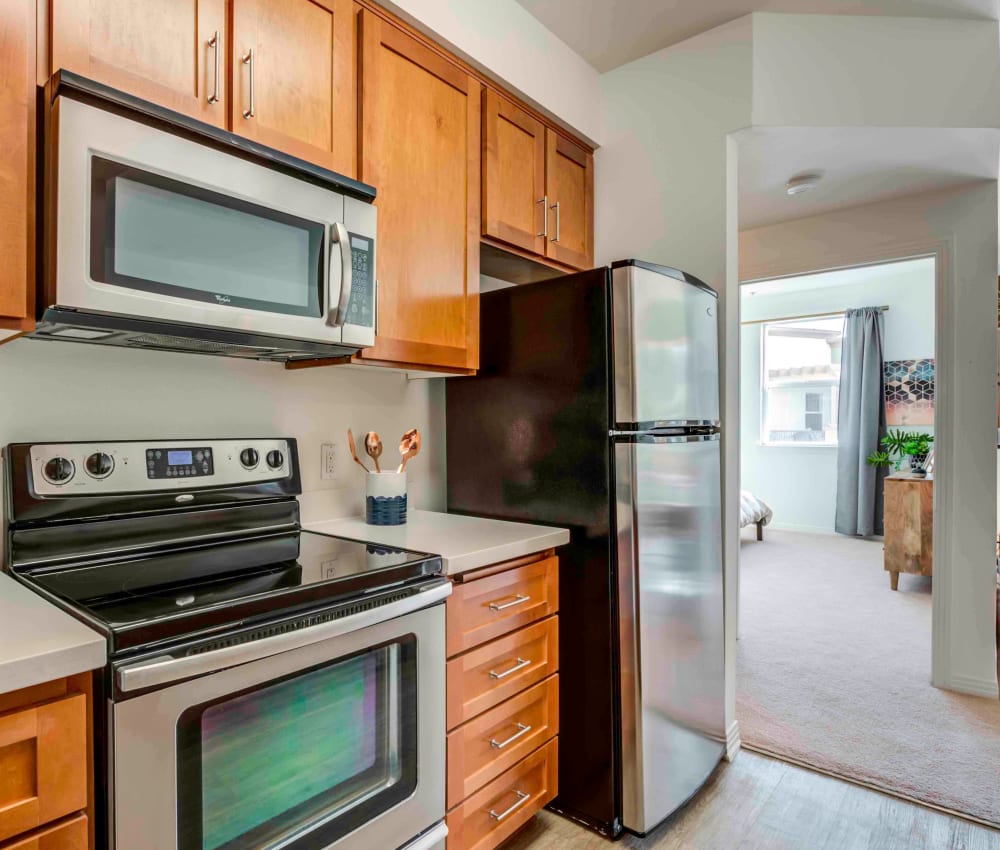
[737,529,1000,826]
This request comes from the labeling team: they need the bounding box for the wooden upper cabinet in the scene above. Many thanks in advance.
[0,0,35,329]
[544,130,593,270]
[49,0,229,127]
[358,10,480,371]
[482,90,546,256]
[232,0,355,176]
[481,90,594,271]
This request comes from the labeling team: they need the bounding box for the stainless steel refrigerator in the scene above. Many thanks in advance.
[446,260,725,838]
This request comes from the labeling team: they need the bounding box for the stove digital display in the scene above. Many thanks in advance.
[146,447,214,480]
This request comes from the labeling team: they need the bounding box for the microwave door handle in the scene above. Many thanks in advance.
[326,222,353,327]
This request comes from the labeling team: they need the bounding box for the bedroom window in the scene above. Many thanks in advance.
[762,316,843,446]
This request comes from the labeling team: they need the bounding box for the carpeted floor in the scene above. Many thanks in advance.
[737,528,1000,826]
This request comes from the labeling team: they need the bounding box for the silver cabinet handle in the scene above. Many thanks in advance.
[536,195,548,238]
[490,722,532,749]
[489,593,529,612]
[550,201,561,243]
[489,656,531,680]
[242,49,255,119]
[326,222,352,327]
[489,790,530,822]
[207,31,220,104]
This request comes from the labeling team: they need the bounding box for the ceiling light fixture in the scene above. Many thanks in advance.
[786,172,823,196]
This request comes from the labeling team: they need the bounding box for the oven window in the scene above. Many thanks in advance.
[90,157,324,317]
[176,637,416,850]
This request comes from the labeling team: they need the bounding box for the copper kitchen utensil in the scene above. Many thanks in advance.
[397,428,421,473]
[347,429,370,473]
[364,431,383,473]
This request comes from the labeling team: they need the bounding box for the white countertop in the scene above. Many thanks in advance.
[0,572,106,694]
[304,510,570,575]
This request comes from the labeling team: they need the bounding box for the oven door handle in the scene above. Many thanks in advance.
[326,221,353,328]
[115,580,451,693]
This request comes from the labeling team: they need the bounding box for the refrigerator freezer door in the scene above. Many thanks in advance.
[615,433,725,835]
[611,263,720,429]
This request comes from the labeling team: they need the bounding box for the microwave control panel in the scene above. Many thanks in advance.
[346,233,375,329]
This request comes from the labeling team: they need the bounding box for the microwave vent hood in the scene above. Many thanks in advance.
[31,307,360,364]
[32,71,377,365]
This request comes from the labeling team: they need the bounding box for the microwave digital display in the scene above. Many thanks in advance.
[345,232,375,329]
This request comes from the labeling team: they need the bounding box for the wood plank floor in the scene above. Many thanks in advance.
[501,752,1000,850]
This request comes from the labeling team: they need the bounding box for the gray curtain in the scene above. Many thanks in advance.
[835,307,887,537]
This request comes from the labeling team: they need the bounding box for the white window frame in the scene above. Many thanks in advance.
[759,316,843,448]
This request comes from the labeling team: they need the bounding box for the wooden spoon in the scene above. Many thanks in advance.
[347,429,370,473]
[397,428,421,473]
[364,431,383,473]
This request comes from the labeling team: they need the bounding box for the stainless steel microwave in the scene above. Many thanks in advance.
[33,73,377,363]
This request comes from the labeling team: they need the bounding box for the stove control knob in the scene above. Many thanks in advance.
[43,457,75,485]
[266,449,284,470]
[240,448,259,469]
[85,451,114,479]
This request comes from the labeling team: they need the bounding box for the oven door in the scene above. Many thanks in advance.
[50,95,376,348]
[111,583,447,850]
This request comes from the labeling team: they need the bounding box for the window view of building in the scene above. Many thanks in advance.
[762,316,843,445]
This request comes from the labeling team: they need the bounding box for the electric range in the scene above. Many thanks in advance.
[3,438,450,850]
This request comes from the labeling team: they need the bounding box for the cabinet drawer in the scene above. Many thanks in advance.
[447,618,557,731]
[446,738,557,850]
[447,675,558,809]
[0,815,88,850]
[0,694,87,843]
[447,557,558,656]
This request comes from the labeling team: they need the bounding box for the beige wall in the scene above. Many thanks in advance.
[0,338,447,525]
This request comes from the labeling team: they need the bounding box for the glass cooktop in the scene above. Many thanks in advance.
[17,531,441,654]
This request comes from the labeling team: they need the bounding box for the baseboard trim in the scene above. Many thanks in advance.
[939,673,1000,700]
[724,720,741,762]
[742,743,1000,831]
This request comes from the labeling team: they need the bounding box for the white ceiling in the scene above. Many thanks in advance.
[737,126,1000,230]
[515,0,999,72]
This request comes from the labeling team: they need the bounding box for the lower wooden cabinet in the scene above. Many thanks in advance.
[0,677,92,849]
[445,550,559,850]
[446,739,558,850]
[0,815,88,850]
[447,675,558,809]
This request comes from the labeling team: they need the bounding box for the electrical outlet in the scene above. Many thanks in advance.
[320,443,337,481]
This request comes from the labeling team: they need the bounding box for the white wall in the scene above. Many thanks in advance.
[741,184,999,698]
[596,15,755,754]
[381,0,604,144]
[741,258,936,533]
[751,14,1000,129]
[0,339,447,524]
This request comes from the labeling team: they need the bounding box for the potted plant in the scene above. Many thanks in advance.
[866,429,934,476]
[901,434,933,477]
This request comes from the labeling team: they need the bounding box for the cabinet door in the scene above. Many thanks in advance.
[50,0,228,127]
[545,130,593,270]
[0,694,87,842]
[2,814,88,850]
[358,11,480,371]
[232,0,355,176]
[482,89,546,255]
[0,0,34,329]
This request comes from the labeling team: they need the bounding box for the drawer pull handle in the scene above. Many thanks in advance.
[489,790,531,822]
[489,593,530,612]
[489,657,531,680]
[490,722,532,749]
